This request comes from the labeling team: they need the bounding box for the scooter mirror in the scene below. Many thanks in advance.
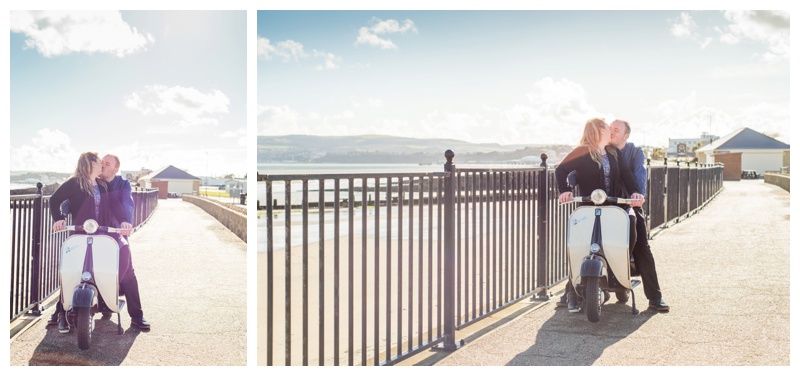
[82,219,99,234]
[590,189,607,205]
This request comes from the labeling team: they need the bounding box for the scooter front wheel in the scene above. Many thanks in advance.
[76,307,93,350]
[585,277,602,323]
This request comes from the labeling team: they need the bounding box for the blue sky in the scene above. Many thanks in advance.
[10,10,246,176]
[258,10,790,149]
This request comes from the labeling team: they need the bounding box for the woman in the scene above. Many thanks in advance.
[48,152,132,333]
[554,118,644,312]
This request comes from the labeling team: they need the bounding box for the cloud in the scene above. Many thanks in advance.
[11,128,79,172]
[258,105,300,135]
[670,12,713,49]
[645,92,790,145]
[10,10,154,58]
[719,10,789,62]
[258,36,339,69]
[312,50,341,70]
[355,18,418,49]
[124,85,230,127]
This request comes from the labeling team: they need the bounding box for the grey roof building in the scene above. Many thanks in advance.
[696,127,789,178]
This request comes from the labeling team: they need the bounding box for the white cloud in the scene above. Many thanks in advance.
[124,85,230,127]
[719,10,789,62]
[645,92,790,145]
[259,36,340,70]
[670,12,696,38]
[257,37,306,61]
[312,50,341,70]
[11,129,79,172]
[10,10,154,58]
[355,18,418,50]
[258,105,300,135]
[670,12,713,49]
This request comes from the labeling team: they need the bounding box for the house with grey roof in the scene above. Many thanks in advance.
[138,165,202,199]
[695,127,789,180]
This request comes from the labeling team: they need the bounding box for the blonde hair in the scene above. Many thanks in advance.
[72,152,105,194]
[580,118,616,167]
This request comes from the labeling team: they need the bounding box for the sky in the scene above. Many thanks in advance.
[257,10,790,149]
[9,10,246,177]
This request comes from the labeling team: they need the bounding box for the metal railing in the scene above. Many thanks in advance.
[9,183,159,322]
[259,151,724,366]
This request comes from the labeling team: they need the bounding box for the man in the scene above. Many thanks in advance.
[48,154,151,330]
[609,119,669,312]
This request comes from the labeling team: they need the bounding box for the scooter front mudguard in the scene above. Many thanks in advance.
[580,258,604,278]
[72,286,96,308]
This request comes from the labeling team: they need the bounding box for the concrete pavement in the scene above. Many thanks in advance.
[398,180,791,366]
[9,199,247,366]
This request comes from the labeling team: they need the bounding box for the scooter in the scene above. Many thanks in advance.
[57,219,126,350]
[563,189,641,323]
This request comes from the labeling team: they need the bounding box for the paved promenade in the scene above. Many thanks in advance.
[9,199,247,366]
[399,180,791,367]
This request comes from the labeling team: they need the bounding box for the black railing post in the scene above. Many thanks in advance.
[29,182,44,316]
[441,149,458,351]
[536,154,549,299]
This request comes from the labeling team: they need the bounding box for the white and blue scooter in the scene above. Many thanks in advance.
[58,219,126,350]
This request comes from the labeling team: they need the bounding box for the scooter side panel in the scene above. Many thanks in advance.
[566,206,632,289]
[90,236,121,313]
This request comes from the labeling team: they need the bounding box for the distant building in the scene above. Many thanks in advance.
[695,127,789,180]
[667,132,720,158]
[225,179,247,196]
[138,165,202,199]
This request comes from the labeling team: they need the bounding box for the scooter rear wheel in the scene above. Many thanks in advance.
[585,277,602,323]
[76,307,92,350]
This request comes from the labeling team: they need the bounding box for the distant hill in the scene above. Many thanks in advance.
[258,134,573,164]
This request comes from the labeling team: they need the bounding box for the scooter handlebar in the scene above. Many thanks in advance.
[559,195,637,205]
[59,225,126,234]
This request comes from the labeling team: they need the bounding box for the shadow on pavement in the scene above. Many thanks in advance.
[507,301,656,366]
[28,316,143,366]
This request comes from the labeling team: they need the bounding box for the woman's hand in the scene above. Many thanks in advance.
[630,193,645,207]
[120,222,133,236]
[558,192,573,203]
[53,220,66,232]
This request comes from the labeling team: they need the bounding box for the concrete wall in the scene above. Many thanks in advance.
[182,194,246,242]
[764,173,789,192]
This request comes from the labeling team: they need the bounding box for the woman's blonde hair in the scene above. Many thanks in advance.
[72,152,105,194]
[580,118,616,167]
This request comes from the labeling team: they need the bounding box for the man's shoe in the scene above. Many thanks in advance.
[131,317,151,330]
[47,313,58,326]
[648,298,670,312]
[57,312,70,334]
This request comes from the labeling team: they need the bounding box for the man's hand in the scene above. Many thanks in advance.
[121,222,133,236]
[558,192,573,203]
[53,220,66,232]
[630,193,645,207]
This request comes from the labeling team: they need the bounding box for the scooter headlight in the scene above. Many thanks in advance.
[589,243,601,254]
[81,272,92,282]
[82,219,99,234]
[590,189,607,205]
